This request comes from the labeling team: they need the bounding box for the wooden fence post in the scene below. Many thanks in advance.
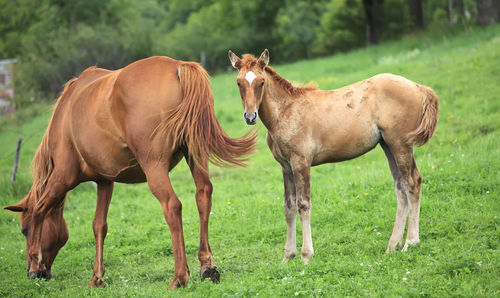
[11,136,22,186]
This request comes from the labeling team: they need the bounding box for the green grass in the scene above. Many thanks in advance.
[1,24,499,296]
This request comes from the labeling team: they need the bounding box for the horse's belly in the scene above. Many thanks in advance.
[112,163,146,183]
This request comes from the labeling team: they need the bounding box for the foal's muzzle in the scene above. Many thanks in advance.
[244,111,258,125]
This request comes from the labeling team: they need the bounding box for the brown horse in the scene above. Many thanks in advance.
[228,49,438,263]
[4,56,256,289]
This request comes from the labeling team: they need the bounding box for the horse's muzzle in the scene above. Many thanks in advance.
[244,111,258,125]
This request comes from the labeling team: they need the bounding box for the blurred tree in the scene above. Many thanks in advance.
[448,0,465,24]
[476,0,500,25]
[362,0,384,44]
[409,0,424,29]
[273,0,323,60]
[314,0,366,55]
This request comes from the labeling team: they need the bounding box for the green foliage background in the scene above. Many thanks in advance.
[0,0,480,107]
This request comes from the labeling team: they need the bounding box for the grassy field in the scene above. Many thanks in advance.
[0,24,499,296]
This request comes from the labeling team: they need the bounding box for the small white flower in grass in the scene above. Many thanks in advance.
[300,270,305,276]
[20,249,23,253]
[1,247,4,250]
[406,271,411,274]
[477,261,482,266]
[294,292,299,296]
[402,277,407,282]
[486,191,490,194]
[360,263,364,266]
[377,232,381,236]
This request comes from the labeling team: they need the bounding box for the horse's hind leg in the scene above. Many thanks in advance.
[381,141,422,253]
[88,181,113,288]
[143,162,190,289]
[184,155,220,283]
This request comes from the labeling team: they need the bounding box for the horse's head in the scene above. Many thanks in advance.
[228,49,270,125]
[4,192,68,279]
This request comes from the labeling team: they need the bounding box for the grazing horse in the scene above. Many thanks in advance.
[4,56,256,289]
[228,49,438,263]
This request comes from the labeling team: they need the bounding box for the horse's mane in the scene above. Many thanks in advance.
[240,54,317,97]
[25,78,77,214]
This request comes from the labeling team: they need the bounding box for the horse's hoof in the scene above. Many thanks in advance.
[200,265,220,284]
[28,270,51,280]
[88,276,105,288]
[167,278,182,290]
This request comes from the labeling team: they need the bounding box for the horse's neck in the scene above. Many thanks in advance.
[259,80,292,132]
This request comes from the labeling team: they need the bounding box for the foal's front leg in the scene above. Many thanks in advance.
[89,181,113,287]
[290,158,314,264]
[282,166,298,262]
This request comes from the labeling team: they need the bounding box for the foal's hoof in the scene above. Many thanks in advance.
[28,270,52,280]
[200,265,220,284]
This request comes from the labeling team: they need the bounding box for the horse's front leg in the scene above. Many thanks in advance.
[290,158,314,264]
[282,166,298,262]
[185,155,220,283]
[28,177,71,279]
[88,181,113,287]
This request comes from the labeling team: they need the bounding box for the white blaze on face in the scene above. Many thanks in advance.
[245,71,257,85]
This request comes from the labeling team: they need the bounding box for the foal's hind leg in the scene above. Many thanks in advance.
[282,166,298,262]
[402,158,422,251]
[381,141,408,253]
[185,155,220,283]
[381,141,422,253]
[89,181,113,287]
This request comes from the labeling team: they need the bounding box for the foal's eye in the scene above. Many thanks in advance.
[21,227,28,237]
[237,82,241,87]
[259,81,264,87]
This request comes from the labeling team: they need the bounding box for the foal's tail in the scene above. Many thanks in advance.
[161,62,257,172]
[407,85,439,146]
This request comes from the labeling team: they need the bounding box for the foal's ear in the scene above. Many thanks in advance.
[228,50,241,69]
[258,49,270,68]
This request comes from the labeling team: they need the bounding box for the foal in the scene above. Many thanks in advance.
[228,49,438,263]
[5,56,256,289]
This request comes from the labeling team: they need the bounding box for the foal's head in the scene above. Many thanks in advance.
[228,49,270,125]
[4,192,68,278]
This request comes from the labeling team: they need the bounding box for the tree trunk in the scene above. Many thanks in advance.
[363,0,384,45]
[476,0,500,26]
[449,0,465,24]
[409,0,424,30]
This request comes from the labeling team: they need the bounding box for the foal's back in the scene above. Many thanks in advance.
[295,73,427,165]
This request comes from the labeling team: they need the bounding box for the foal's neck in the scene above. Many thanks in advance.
[258,75,294,131]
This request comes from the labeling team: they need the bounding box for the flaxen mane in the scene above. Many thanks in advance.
[240,54,317,97]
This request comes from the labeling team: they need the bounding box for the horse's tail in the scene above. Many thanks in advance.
[407,85,439,146]
[29,78,77,208]
[161,62,257,172]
